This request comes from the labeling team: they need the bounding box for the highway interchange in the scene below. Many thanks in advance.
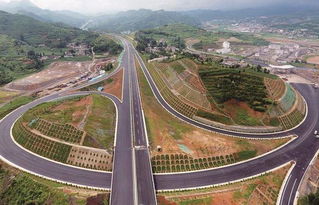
[0,37,318,205]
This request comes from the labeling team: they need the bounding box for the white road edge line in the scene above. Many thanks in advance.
[293,148,319,204]
[289,179,297,205]
[157,161,294,192]
[154,135,296,175]
[277,163,293,205]
[127,42,139,205]
[132,51,157,204]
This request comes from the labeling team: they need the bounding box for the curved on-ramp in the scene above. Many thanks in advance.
[0,91,121,190]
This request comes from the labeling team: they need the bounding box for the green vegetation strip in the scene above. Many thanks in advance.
[0,96,34,120]
[196,110,232,125]
[13,120,71,163]
[151,150,257,173]
[0,169,72,205]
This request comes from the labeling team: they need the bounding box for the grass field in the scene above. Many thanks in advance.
[84,94,116,149]
[0,96,34,120]
[157,163,291,205]
[0,90,19,104]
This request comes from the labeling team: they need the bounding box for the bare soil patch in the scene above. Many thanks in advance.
[0,89,20,104]
[7,61,91,91]
[67,146,112,171]
[298,156,319,197]
[53,95,93,128]
[307,56,319,65]
[104,68,123,100]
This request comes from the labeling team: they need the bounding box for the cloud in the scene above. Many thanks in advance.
[2,0,319,14]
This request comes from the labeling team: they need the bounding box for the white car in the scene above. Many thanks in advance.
[315,130,319,138]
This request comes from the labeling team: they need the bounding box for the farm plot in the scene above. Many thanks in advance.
[151,153,240,173]
[278,91,305,130]
[30,119,85,144]
[279,108,304,130]
[152,61,211,110]
[13,120,71,163]
[67,147,112,171]
[7,61,92,91]
[264,78,286,101]
[147,62,198,118]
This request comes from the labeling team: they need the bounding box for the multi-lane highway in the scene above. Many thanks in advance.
[0,37,318,205]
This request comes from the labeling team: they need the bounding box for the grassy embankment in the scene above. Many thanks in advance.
[84,94,116,149]
[157,163,291,205]
[0,96,34,120]
[135,57,290,161]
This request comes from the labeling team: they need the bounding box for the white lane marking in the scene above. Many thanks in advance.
[280,174,292,205]
[288,179,297,205]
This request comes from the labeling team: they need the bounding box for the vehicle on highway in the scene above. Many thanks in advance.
[315,130,319,138]
[314,83,318,89]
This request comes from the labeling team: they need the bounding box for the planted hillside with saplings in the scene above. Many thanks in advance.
[199,69,272,112]
[11,95,115,171]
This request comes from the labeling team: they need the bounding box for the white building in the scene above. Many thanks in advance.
[217,41,231,54]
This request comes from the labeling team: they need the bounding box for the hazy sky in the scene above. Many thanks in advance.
[0,0,318,14]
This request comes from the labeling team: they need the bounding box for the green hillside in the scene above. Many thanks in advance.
[0,0,87,27]
[0,11,122,86]
[0,11,96,48]
[89,9,199,32]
